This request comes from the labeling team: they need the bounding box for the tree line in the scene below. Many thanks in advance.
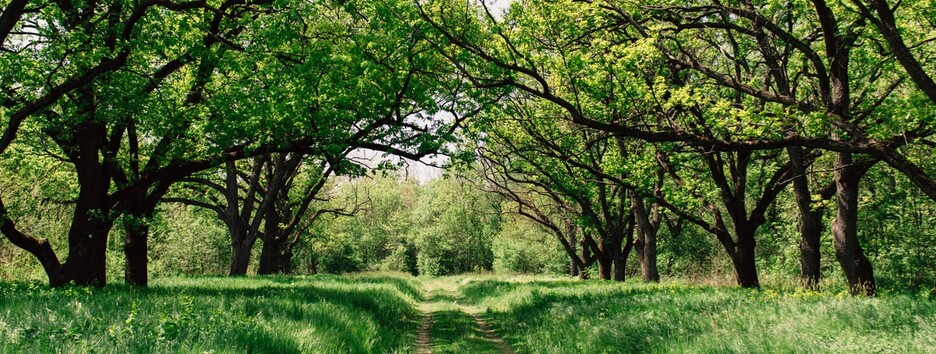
[1,0,934,296]
[417,0,936,296]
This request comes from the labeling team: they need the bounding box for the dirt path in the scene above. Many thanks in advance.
[463,308,514,354]
[416,307,433,354]
[418,279,513,354]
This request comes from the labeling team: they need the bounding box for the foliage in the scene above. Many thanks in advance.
[318,171,522,277]
[410,174,501,276]
[148,205,231,277]
[492,216,568,275]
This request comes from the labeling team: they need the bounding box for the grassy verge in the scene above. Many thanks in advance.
[0,273,419,353]
[452,276,936,353]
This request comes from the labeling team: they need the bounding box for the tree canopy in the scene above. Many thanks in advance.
[1,0,934,295]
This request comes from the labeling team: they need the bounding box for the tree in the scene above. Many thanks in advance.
[419,0,935,294]
[1,0,488,287]
[479,100,640,280]
[168,152,358,275]
[481,157,594,278]
[644,0,913,295]
[321,172,421,274]
[0,0,259,286]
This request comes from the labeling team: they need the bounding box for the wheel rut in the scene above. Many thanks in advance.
[416,307,433,354]
[463,308,514,354]
[417,280,513,354]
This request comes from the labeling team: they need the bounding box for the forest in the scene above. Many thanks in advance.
[1,0,935,352]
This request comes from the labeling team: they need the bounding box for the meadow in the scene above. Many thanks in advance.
[1,274,934,353]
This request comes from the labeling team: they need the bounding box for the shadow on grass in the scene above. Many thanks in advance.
[147,281,418,350]
[456,279,744,353]
[227,324,304,354]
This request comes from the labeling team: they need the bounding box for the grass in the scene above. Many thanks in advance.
[2,273,934,353]
[419,277,503,353]
[0,273,420,353]
[451,275,936,353]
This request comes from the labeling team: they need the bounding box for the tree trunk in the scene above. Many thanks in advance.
[733,232,760,288]
[632,193,660,282]
[258,203,286,275]
[721,222,760,288]
[308,252,318,275]
[5,115,118,287]
[613,246,626,281]
[124,218,149,286]
[613,220,634,282]
[569,223,579,277]
[281,249,294,274]
[257,236,284,275]
[59,217,112,287]
[58,126,116,287]
[579,237,591,279]
[832,153,877,296]
[596,241,613,280]
[638,230,659,282]
[121,187,156,287]
[229,233,256,276]
[787,146,822,290]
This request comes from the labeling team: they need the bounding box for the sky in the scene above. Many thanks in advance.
[389,0,516,182]
[341,0,517,184]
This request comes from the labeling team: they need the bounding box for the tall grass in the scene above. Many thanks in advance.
[456,278,936,353]
[3,274,934,353]
[0,273,420,353]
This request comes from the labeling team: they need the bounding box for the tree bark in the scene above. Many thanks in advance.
[257,205,283,275]
[257,238,282,275]
[733,230,760,288]
[596,240,614,280]
[229,246,251,276]
[121,185,158,287]
[281,249,294,274]
[60,213,113,287]
[832,152,877,296]
[579,236,591,279]
[569,222,579,277]
[632,192,660,282]
[787,146,823,290]
[229,231,257,275]
[56,118,116,287]
[123,218,149,286]
[613,218,634,281]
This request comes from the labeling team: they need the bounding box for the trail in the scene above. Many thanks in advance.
[417,279,513,354]
[462,306,514,354]
[416,303,433,354]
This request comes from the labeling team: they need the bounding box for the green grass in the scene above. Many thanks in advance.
[2,274,934,353]
[451,275,936,353]
[428,309,502,353]
[0,273,420,353]
[419,277,503,353]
